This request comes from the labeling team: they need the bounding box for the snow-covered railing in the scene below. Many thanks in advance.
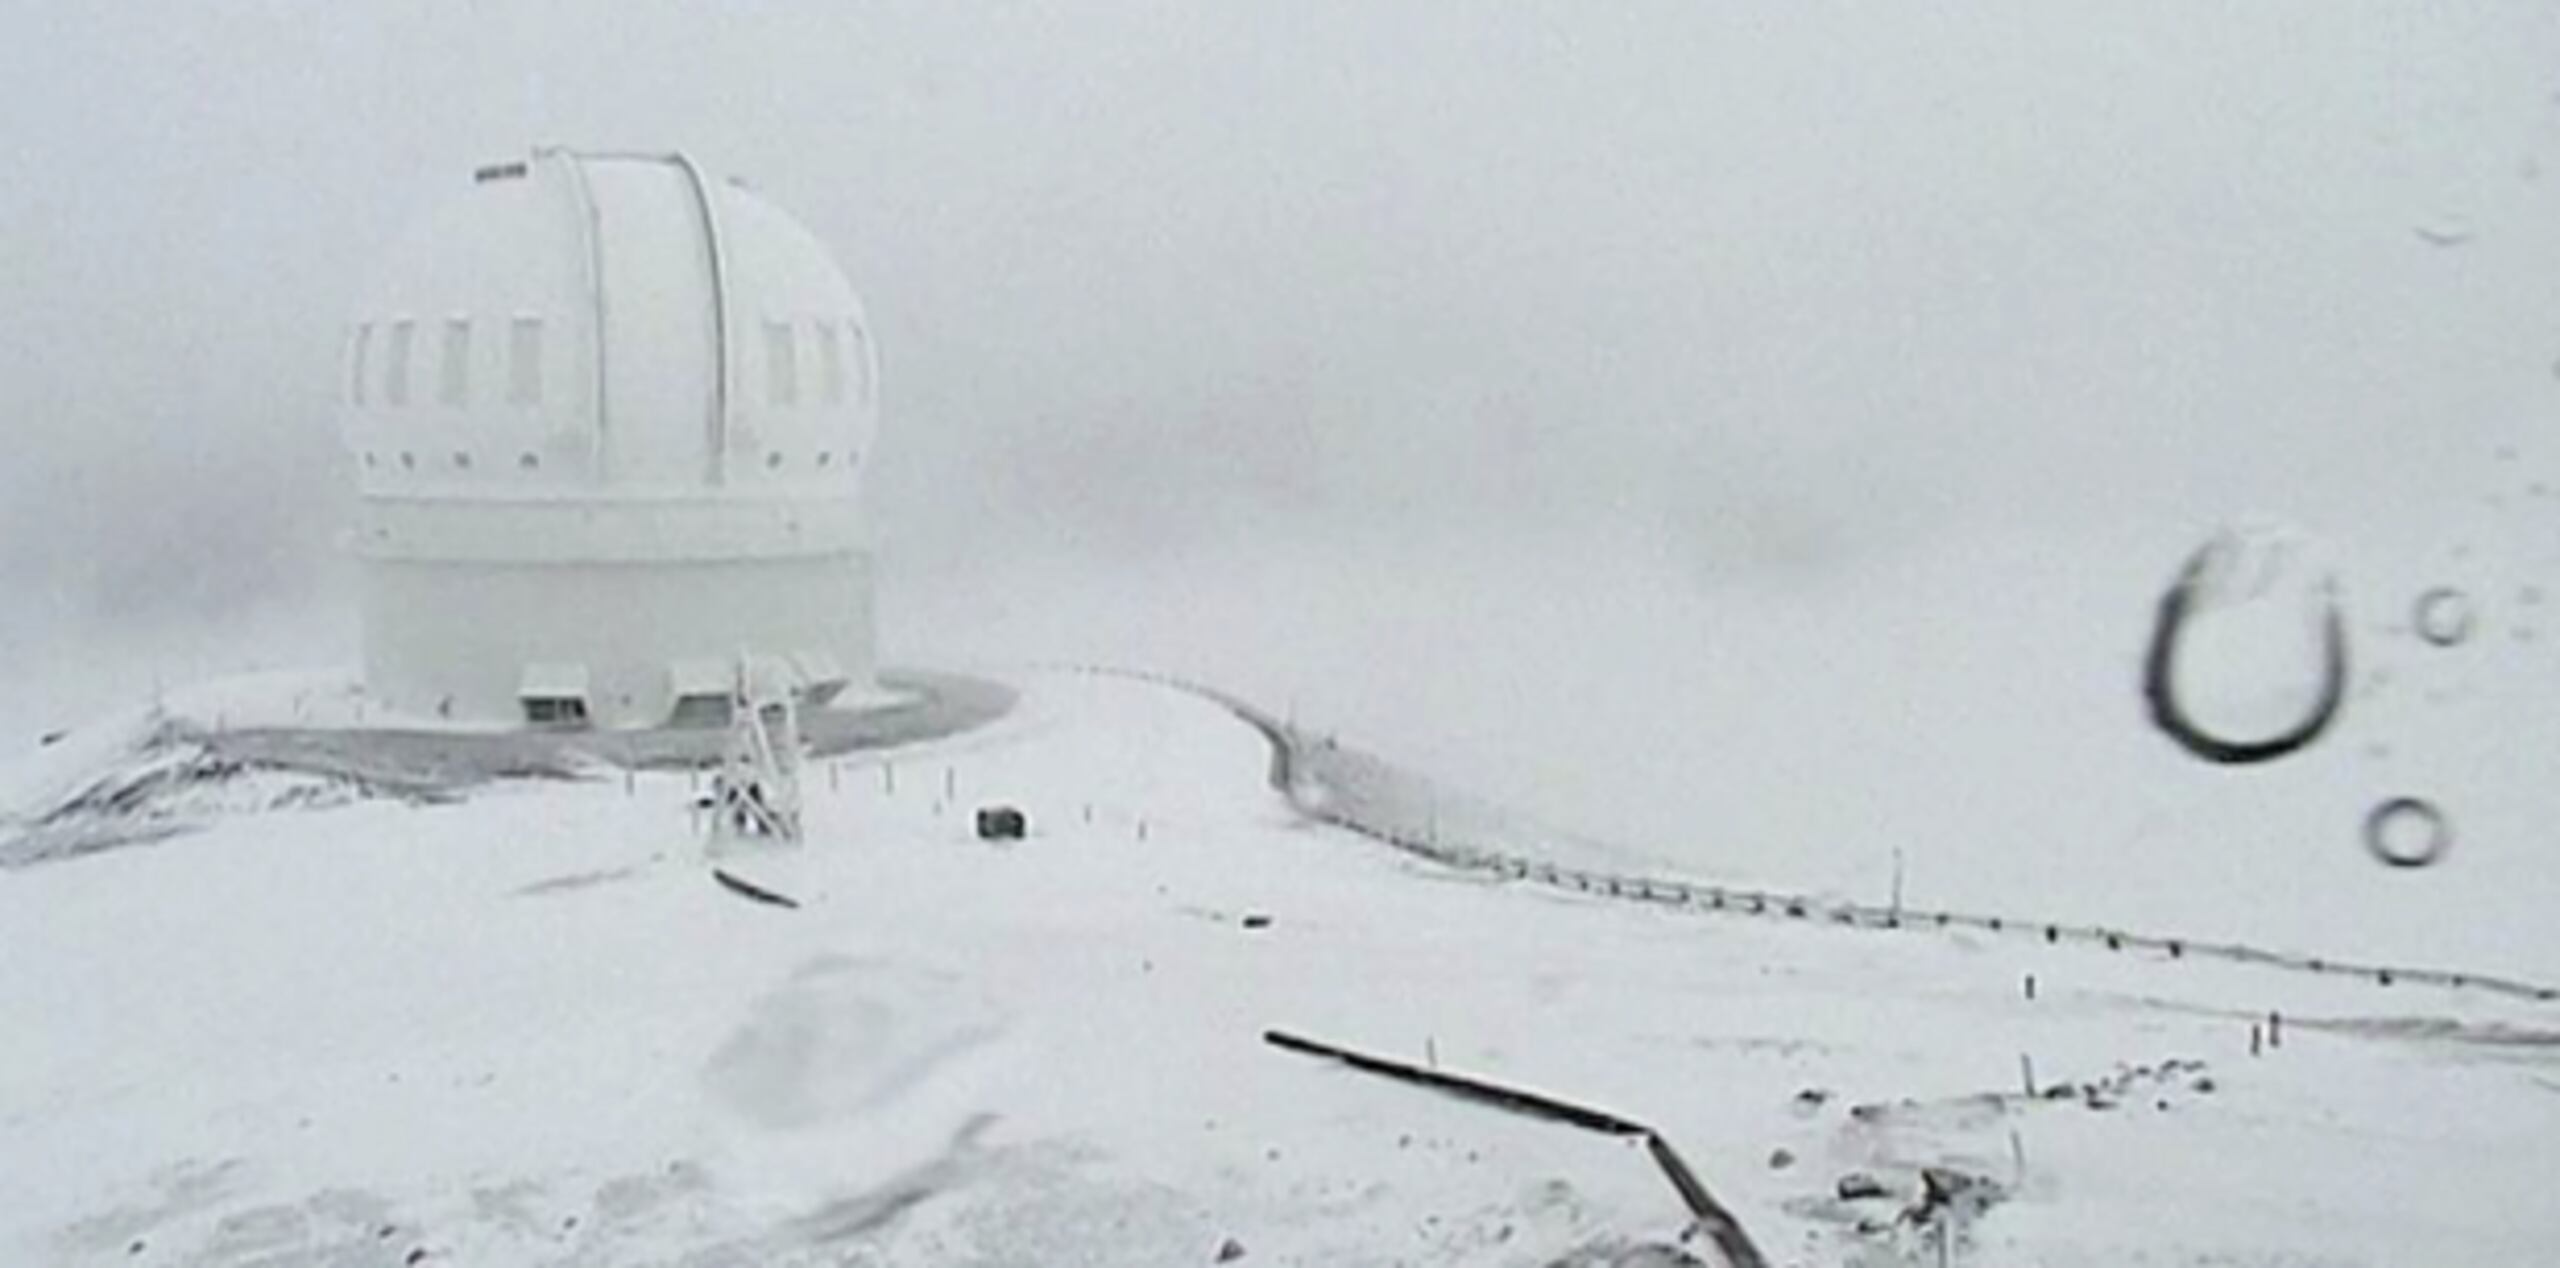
[1070,665,2560,1006]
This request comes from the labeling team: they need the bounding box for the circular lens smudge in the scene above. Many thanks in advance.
[2143,524,2348,765]
[2413,587,2476,647]
[2364,797,2451,869]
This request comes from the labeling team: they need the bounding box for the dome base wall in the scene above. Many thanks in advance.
[358,552,874,729]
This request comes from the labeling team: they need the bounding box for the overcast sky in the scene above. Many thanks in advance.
[4,5,2557,865]
[4,2,2550,608]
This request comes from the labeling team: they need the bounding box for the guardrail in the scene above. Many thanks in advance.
[1067,664,2560,1006]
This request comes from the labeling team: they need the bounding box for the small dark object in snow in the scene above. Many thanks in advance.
[1767,1148,1795,1170]
[126,1239,144,1256]
[1919,1167,1976,1207]
[1836,1172,1889,1201]
[1215,1236,1247,1262]
[975,805,1027,841]
[1904,1165,2007,1232]
[2192,1077,2216,1094]
[406,1250,429,1266]
[40,729,66,747]
[1241,913,1272,930]
[1543,1240,1711,1267]
[377,1224,396,1239]
[1791,1087,1830,1110]
[713,868,799,909]
[2040,1084,2077,1101]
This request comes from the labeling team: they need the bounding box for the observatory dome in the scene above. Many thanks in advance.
[338,149,880,729]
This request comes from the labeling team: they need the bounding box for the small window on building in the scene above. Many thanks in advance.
[385,319,415,406]
[439,317,471,407]
[765,320,798,406]
[524,696,589,727]
[846,321,872,405]
[791,651,851,708]
[667,658,733,729]
[519,662,592,729]
[349,323,372,405]
[508,316,544,406]
[815,321,845,405]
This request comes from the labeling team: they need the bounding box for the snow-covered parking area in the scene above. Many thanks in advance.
[6,673,2556,1265]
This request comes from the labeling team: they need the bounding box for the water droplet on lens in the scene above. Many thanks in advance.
[2365,797,2451,868]
[2143,522,2347,765]
[2414,587,2477,647]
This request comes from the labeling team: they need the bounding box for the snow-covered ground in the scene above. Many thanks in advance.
[895,513,2560,990]
[7,671,2556,1265]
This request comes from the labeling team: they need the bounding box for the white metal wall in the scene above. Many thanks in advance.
[359,550,874,728]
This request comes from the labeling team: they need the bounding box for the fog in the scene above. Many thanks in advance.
[5,4,2557,959]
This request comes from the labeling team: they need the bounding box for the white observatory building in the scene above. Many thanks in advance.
[338,150,879,729]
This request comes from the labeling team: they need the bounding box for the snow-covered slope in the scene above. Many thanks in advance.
[903,516,2560,991]
[5,673,2557,1265]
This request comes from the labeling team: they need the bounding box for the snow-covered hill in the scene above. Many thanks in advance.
[6,672,2556,1265]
